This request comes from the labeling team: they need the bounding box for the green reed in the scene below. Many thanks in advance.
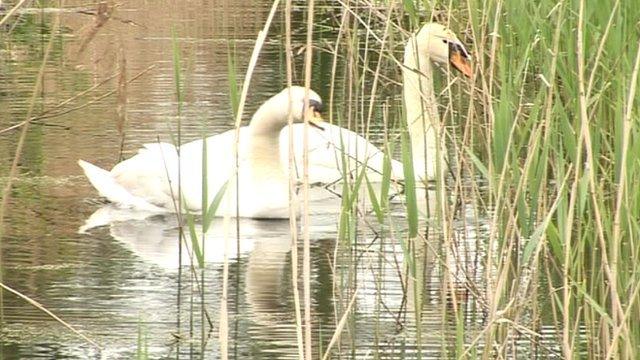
[457,0,639,358]
[316,3,416,357]
[169,29,220,356]
[321,0,640,358]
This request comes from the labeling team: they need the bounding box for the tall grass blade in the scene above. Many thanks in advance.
[226,44,240,118]
[203,181,229,232]
[365,175,384,223]
[401,131,417,238]
[186,212,205,269]
[171,27,183,115]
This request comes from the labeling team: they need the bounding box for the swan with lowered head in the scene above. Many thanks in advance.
[79,86,324,219]
[281,23,471,184]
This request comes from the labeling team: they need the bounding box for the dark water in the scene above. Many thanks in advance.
[0,1,560,359]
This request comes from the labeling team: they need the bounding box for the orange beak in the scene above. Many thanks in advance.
[306,108,325,130]
[449,49,473,78]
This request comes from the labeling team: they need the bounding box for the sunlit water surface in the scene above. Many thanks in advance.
[0,1,562,358]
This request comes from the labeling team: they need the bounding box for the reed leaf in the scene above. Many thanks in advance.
[187,212,205,268]
[401,131,417,238]
[203,181,229,233]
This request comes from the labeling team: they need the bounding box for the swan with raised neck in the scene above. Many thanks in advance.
[277,23,472,185]
[402,23,472,181]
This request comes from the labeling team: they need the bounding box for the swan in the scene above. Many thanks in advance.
[78,86,324,219]
[281,23,472,184]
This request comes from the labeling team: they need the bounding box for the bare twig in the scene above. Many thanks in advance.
[76,8,146,28]
[321,289,358,360]
[0,65,155,136]
[302,0,315,358]
[284,0,305,358]
[0,282,101,349]
[116,42,128,161]
[0,0,60,248]
[220,1,281,358]
[0,0,30,27]
[76,1,115,57]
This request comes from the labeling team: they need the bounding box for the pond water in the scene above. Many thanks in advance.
[0,1,561,359]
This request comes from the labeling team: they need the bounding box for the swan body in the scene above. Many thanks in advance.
[79,86,324,219]
[282,23,471,184]
[279,123,404,184]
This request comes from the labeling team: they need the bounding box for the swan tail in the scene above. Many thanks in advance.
[78,160,164,212]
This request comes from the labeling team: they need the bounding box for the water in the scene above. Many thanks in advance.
[0,1,562,359]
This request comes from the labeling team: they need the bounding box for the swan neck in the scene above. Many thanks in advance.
[246,103,287,179]
[248,101,286,137]
[403,36,440,179]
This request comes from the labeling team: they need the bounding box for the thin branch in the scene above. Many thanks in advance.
[0,0,30,27]
[0,65,155,136]
[0,282,101,349]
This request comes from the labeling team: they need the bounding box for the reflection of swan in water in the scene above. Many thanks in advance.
[78,187,477,354]
[79,185,348,234]
[80,205,301,267]
[243,223,292,327]
[78,185,428,303]
[334,189,439,314]
[80,206,305,356]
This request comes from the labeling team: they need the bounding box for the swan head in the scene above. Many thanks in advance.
[250,86,324,134]
[413,23,472,77]
[276,86,325,129]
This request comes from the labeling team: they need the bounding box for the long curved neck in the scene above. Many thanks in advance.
[247,101,286,178]
[402,36,440,180]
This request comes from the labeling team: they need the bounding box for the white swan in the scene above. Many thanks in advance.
[79,86,324,219]
[281,23,472,184]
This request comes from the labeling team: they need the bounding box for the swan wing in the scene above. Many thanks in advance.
[80,128,249,213]
[176,129,240,211]
[78,159,167,212]
[104,142,182,210]
[280,123,404,183]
